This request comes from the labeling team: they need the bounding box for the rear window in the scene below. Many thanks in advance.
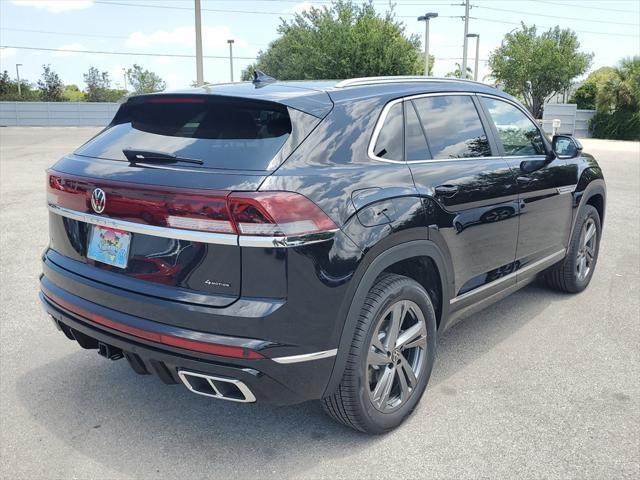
[75,96,301,171]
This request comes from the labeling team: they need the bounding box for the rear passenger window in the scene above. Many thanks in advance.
[480,97,546,156]
[405,101,431,160]
[373,102,403,160]
[412,95,491,159]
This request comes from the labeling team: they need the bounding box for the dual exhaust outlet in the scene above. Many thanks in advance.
[177,370,256,403]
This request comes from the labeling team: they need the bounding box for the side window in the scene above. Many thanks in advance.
[373,102,403,160]
[481,97,546,156]
[412,95,491,159]
[405,101,431,160]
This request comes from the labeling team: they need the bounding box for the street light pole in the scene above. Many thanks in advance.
[227,39,235,82]
[466,33,479,81]
[417,13,438,76]
[16,64,22,97]
[194,0,204,86]
[461,0,470,79]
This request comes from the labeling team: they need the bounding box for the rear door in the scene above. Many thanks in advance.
[405,93,520,300]
[477,95,575,273]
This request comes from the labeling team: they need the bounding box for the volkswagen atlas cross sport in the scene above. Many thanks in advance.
[41,74,606,433]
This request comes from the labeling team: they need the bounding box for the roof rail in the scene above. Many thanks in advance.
[334,76,488,88]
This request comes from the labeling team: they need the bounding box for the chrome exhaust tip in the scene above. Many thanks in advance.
[177,370,256,403]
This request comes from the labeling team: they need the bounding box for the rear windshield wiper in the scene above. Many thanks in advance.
[123,149,204,165]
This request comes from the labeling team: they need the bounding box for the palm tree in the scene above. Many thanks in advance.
[445,62,473,80]
[596,56,639,113]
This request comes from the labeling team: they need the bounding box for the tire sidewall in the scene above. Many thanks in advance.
[355,279,437,433]
[568,205,602,291]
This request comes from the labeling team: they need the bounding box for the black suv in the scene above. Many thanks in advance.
[41,76,605,433]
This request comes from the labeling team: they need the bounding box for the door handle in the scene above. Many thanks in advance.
[434,184,459,196]
[517,176,532,185]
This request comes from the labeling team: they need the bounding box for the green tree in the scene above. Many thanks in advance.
[241,1,423,80]
[63,84,85,102]
[569,67,616,109]
[590,56,640,140]
[84,67,111,101]
[125,64,166,94]
[488,24,592,118]
[445,62,473,80]
[37,64,65,101]
[0,70,38,101]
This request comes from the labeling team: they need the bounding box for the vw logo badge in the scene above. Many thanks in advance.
[91,188,106,214]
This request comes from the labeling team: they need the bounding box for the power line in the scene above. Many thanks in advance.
[473,4,640,26]
[94,1,295,15]
[528,0,639,14]
[0,45,259,60]
[471,17,639,37]
[0,27,270,47]
[1,27,128,39]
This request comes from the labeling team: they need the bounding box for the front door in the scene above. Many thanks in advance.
[478,95,575,273]
[405,93,520,300]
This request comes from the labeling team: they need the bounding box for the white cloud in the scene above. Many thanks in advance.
[292,2,314,14]
[0,47,18,61]
[11,0,94,13]
[125,26,247,50]
[52,43,88,57]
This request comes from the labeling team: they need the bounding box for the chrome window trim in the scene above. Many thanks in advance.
[271,348,338,364]
[368,91,500,164]
[48,204,337,248]
[450,249,566,305]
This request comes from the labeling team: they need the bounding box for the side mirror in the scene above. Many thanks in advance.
[552,135,583,159]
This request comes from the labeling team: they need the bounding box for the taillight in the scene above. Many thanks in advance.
[48,172,337,238]
[228,192,337,236]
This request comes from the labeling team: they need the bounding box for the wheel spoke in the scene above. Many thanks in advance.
[371,334,386,355]
[368,348,389,366]
[396,366,410,400]
[398,353,418,388]
[396,322,426,349]
[385,302,405,349]
[584,223,596,243]
[372,366,395,409]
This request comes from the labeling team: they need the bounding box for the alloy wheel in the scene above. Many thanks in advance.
[576,217,597,281]
[367,299,427,413]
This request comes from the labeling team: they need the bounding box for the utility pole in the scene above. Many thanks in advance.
[461,0,470,79]
[15,64,22,97]
[227,39,235,82]
[466,33,479,81]
[417,13,438,76]
[122,68,127,91]
[194,0,204,86]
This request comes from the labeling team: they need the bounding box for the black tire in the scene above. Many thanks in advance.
[545,204,601,293]
[321,273,437,433]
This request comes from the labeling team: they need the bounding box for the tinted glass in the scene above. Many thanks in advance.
[373,102,404,160]
[412,95,491,159]
[75,96,293,171]
[481,97,546,156]
[405,101,431,161]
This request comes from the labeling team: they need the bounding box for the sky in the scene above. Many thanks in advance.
[0,0,639,91]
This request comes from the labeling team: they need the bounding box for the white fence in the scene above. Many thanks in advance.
[0,102,118,126]
[542,103,596,138]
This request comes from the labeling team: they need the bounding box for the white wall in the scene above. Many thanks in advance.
[0,102,118,127]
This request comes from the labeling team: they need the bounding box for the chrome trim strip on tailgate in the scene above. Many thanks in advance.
[48,204,337,248]
[48,204,238,245]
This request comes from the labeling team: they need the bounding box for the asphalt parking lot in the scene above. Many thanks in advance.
[0,128,638,479]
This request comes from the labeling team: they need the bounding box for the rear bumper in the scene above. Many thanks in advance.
[39,283,337,406]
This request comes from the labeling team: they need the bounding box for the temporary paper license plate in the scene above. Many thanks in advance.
[87,225,131,269]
